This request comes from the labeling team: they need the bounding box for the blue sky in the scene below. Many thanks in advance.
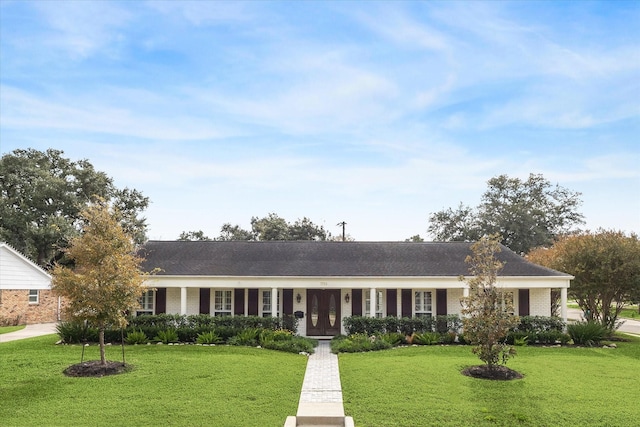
[1,1,639,241]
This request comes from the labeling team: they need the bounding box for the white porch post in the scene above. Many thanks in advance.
[271,287,278,318]
[561,287,568,325]
[180,287,187,315]
[370,287,377,318]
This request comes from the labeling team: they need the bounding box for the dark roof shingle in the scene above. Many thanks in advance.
[139,241,569,278]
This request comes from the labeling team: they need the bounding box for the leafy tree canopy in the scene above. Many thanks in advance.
[461,235,519,369]
[528,230,640,330]
[51,199,147,365]
[428,173,584,254]
[178,230,212,241]
[184,213,330,241]
[0,148,149,266]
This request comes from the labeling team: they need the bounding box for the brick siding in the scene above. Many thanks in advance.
[0,289,60,325]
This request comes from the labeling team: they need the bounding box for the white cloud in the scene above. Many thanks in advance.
[0,86,236,140]
[32,1,132,59]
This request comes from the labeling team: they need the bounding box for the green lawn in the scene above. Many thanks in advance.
[619,305,639,320]
[339,338,640,427]
[0,335,307,427]
[0,325,25,334]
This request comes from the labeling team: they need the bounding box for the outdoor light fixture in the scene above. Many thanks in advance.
[296,293,302,303]
[345,293,350,303]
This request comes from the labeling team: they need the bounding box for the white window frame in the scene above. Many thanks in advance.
[214,290,232,316]
[365,290,384,318]
[261,290,280,317]
[137,290,154,315]
[414,291,432,318]
[28,289,39,304]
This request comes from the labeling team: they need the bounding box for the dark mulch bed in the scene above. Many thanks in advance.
[461,365,523,381]
[63,360,132,378]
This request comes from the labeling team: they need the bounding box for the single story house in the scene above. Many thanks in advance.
[140,240,571,337]
[0,242,59,325]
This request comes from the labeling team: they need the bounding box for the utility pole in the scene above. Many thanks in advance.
[337,221,347,242]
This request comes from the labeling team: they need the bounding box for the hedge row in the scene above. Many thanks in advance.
[56,314,298,345]
[343,315,566,337]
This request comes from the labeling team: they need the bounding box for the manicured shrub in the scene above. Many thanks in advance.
[330,334,392,353]
[412,332,440,345]
[516,316,565,333]
[154,329,179,344]
[196,330,222,345]
[228,328,261,346]
[261,336,316,354]
[125,329,149,345]
[56,321,98,344]
[535,330,571,345]
[506,331,530,345]
[439,331,457,344]
[379,332,406,346]
[568,322,608,346]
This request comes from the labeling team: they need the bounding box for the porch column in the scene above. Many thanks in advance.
[370,287,377,318]
[180,287,187,315]
[271,287,279,318]
[561,287,568,326]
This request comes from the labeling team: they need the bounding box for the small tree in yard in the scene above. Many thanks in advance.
[52,199,147,368]
[461,236,520,378]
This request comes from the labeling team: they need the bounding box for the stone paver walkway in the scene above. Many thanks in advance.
[285,341,353,427]
[299,341,343,403]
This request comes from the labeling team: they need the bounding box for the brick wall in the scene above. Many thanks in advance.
[529,288,551,316]
[0,289,60,325]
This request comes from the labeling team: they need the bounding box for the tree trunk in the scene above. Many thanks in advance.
[99,328,106,366]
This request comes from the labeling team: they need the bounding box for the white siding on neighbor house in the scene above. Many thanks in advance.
[0,244,51,290]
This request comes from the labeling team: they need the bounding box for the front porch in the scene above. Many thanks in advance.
[141,283,568,337]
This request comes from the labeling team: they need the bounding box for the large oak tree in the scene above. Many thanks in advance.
[0,148,149,266]
[428,174,584,254]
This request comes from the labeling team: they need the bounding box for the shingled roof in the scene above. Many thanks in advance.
[139,241,569,278]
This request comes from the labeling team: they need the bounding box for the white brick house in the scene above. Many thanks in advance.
[139,241,572,337]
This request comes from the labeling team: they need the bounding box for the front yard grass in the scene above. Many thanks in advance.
[0,325,25,334]
[0,335,307,426]
[340,336,640,427]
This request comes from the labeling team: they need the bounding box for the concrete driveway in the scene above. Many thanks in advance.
[0,322,58,343]
[567,308,640,335]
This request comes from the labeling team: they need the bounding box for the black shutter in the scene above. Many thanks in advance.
[351,289,362,316]
[436,289,447,316]
[401,289,412,317]
[199,288,210,314]
[248,289,259,316]
[386,289,397,316]
[155,288,166,314]
[234,288,245,315]
[283,289,294,315]
[518,289,530,316]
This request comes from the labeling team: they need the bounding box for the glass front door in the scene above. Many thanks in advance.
[306,289,341,336]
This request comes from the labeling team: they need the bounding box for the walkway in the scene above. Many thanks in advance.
[285,341,354,427]
[0,322,58,343]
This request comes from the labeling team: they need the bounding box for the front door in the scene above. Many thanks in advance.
[306,289,341,336]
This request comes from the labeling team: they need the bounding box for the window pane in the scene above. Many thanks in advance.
[28,290,38,303]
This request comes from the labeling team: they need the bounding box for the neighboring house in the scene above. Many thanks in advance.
[0,242,59,325]
[140,241,571,337]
